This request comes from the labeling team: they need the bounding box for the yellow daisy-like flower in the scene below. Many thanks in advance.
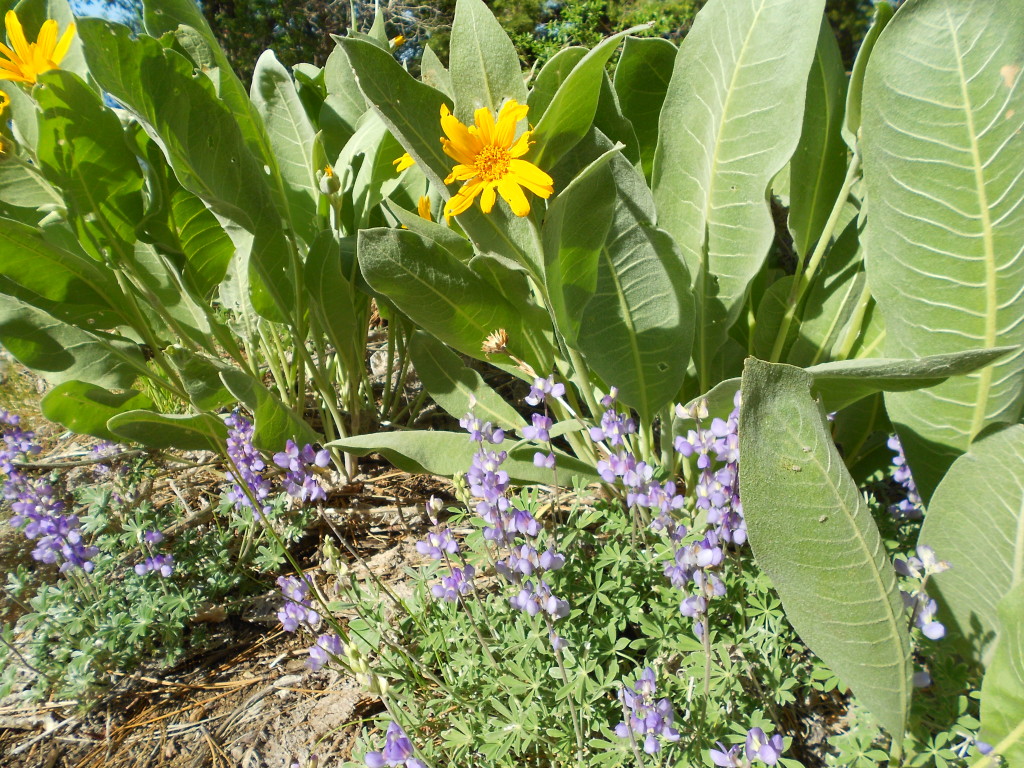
[440,100,553,218]
[0,10,75,85]
[393,152,415,173]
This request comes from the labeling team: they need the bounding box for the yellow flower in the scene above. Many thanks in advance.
[389,35,406,48]
[393,152,415,173]
[440,100,553,218]
[0,10,75,85]
[0,89,8,116]
[417,196,432,221]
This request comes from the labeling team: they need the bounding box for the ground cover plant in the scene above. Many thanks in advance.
[0,0,1021,765]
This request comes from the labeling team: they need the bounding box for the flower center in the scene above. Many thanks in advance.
[474,144,511,182]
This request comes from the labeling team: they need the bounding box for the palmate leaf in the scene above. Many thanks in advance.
[652,0,825,393]
[920,424,1024,664]
[862,0,1024,501]
[739,358,912,741]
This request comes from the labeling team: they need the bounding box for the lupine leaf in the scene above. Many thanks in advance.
[862,0,1024,501]
[652,0,825,392]
[740,358,912,741]
[921,424,1024,663]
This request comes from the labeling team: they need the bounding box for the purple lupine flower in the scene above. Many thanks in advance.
[745,727,784,765]
[894,545,950,579]
[431,564,475,602]
[459,413,504,444]
[710,742,744,767]
[135,554,174,577]
[614,667,680,755]
[307,633,344,671]
[525,375,565,406]
[273,440,330,503]
[364,722,425,768]
[415,529,458,560]
[589,396,637,447]
[509,579,569,618]
[533,451,555,468]
[522,413,552,442]
[887,434,924,519]
[144,530,164,545]
[902,591,946,639]
[225,412,273,518]
[277,575,320,632]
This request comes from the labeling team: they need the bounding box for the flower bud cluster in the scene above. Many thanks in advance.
[613,667,681,755]
[887,434,923,519]
[225,411,272,518]
[3,412,97,573]
[364,721,425,768]
[273,440,330,502]
[277,574,321,633]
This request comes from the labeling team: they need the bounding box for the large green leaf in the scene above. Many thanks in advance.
[408,331,523,430]
[79,20,297,324]
[530,28,637,169]
[576,153,693,421]
[357,228,546,371]
[862,0,1024,501]
[842,1,894,150]
[448,0,527,121]
[169,188,234,298]
[35,70,144,257]
[739,358,911,741]
[920,425,1024,663]
[328,431,600,487]
[0,217,124,329]
[979,583,1024,766]
[303,230,364,372]
[788,19,848,259]
[321,43,366,157]
[652,0,825,391]
[0,295,143,389]
[108,410,227,451]
[0,158,62,209]
[250,50,318,237]
[337,38,451,192]
[612,36,676,180]
[528,46,587,118]
[41,381,155,442]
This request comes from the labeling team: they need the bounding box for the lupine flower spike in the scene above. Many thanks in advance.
[614,667,681,755]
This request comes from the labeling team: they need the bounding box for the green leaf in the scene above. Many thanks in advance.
[421,44,453,98]
[165,347,237,410]
[861,0,1024,501]
[528,46,587,118]
[739,358,911,741]
[613,36,676,180]
[107,410,227,451]
[531,27,638,169]
[920,425,1024,663]
[752,276,798,361]
[542,148,618,346]
[842,1,894,149]
[303,230,365,371]
[449,0,527,121]
[652,0,826,391]
[576,153,693,421]
[0,158,61,209]
[321,43,366,157]
[0,216,124,328]
[788,20,848,259]
[328,431,600,486]
[337,38,452,192]
[41,381,155,441]
[251,49,318,235]
[979,583,1024,766]
[35,69,145,257]
[0,295,143,389]
[219,369,320,451]
[357,227,545,371]
[169,188,234,298]
[408,331,523,429]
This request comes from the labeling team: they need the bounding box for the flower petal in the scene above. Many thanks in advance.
[473,106,496,144]
[508,130,534,158]
[497,177,531,217]
[479,183,499,213]
[5,11,30,64]
[441,137,479,167]
[445,178,484,217]
[494,99,528,148]
[37,20,57,59]
[509,159,554,197]
[52,23,75,65]
[444,163,479,183]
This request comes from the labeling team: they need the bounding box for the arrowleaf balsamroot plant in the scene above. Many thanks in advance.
[0,0,1021,764]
